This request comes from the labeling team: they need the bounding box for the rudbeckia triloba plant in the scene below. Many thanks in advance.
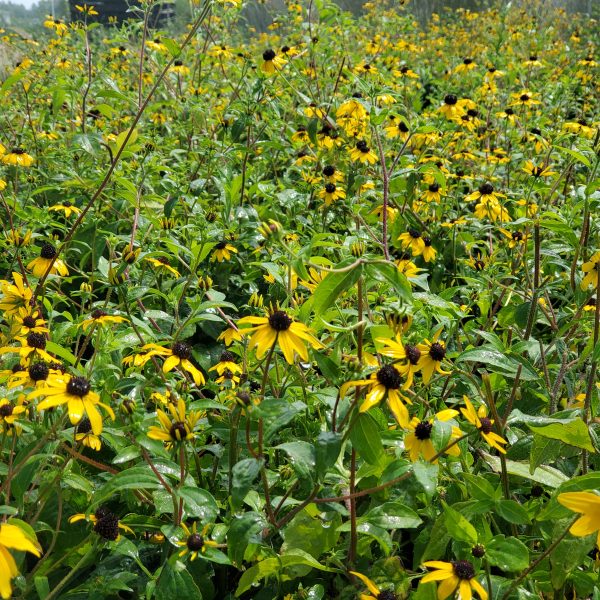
[1,1,600,598]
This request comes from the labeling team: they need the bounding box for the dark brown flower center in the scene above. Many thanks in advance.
[67,376,91,397]
[220,351,235,363]
[356,140,369,153]
[444,94,457,105]
[378,592,397,600]
[479,183,494,195]
[452,560,475,580]
[23,316,37,328]
[376,364,402,389]
[512,231,524,241]
[323,165,335,177]
[268,310,292,331]
[408,228,421,239]
[76,417,92,434]
[27,332,46,349]
[428,183,440,192]
[428,342,446,361]
[172,342,191,359]
[263,49,276,61]
[471,544,486,558]
[479,417,493,434]
[91,309,107,319]
[29,362,49,381]
[170,421,188,440]
[405,344,421,365]
[463,57,473,64]
[94,512,119,541]
[0,403,14,418]
[187,532,204,551]
[40,243,57,259]
[414,421,433,440]
[215,241,227,250]
[520,93,530,101]
[325,183,336,194]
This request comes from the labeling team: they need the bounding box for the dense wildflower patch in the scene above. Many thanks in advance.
[0,0,599,598]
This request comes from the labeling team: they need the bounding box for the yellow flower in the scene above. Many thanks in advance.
[12,307,48,336]
[398,229,426,256]
[319,183,346,206]
[385,115,410,140]
[30,374,115,435]
[349,140,378,164]
[75,3,99,15]
[522,161,556,178]
[340,364,412,427]
[421,560,488,600]
[162,342,206,386]
[80,309,128,331]
[261,49,287,74]
[1,148,34,167]
[460,395,507,454]
[422,237,437,262]
[438,94,466,119]
[170,60,190,75]
[0,397,27,430]
[237,308,322,365]
[404,409,463,463]
[581,252,600,290]
[75,417,102,451]
[217,327,243,346]
[48,201,81,219]
[558,491,600,547]
[510,90,541,107]
[144,256,180,277]
[69,507,133,541]
[27,243,68,277]
[209,351,243,388]
[349,570,394,600]
[147,397,202,447]
[0,522,42,600]
[417,329,451,384]
[175,522,219,560]
[0,332,55,364]
[211,242,238,262]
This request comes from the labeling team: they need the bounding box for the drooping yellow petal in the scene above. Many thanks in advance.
[0,524,41,556]
[470,578,488,600]
[437,574,459,600]
[83,398,103,435]
[558,492,600,513]
[350,571,380,596]
[163,355,180,374]
[459,579,473,600]
[67,397,85,425]
[0,546,18,600]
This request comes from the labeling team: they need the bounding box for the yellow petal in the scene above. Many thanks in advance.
[349,571,380,596]
[437,574,459,600]
[163,354,180,374]
[470,578,488,600]
[459,579,473,600]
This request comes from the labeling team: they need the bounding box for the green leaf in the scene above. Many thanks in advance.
[442,502,478,544]
[364,261,412,302]
[45,341,77,365]
[350,413,383,466]
[365,502,422,530]
[281,506,341,559]
[276,441,316,483]
[34,576,50,600]
[255,399,306,441]
[90,467,161,508]
[495,499,530,525]
[553,144,591,167]
[314,432,343,480]
[530,434,563,473]
[529,420,594,452]
[155,563,202,600]
[231,458,262,510]
[162,38,182,57]
[310,259,363,315]
[413,461,438,498]
[458,347,538,380]
[486,535,529,571]
[227,512,267,566]
[177,487,219,522]
[480,452,569,488]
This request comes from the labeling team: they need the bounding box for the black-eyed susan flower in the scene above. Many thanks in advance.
[558,492,600,547]
[75,3,99,15]
[322,164,344,183]
[384,115,410,140]
[74,416,102,451]
[398,229,426,256]
[349,140,378,164]
[522,161,556,178]
[340,364,412,427]
[8,362,53,390]
[27,243,68,277]
[0,521,42,599]
[162,342,205,386]
[170,60,190,76]
[510,90,540,107]
[404,409,463,462]
[0,398,27,430]
[422,237,437,262]
[422,182,444,203]
[144,256,180,277]
[417,330,451,384]
[147,397,202,447]
[5,228,31,248]
[30,374,115,435]
[13,308,48,336]
[499,228,526,249]
[319,183,346,206]
[237,307,322,365]
[69,507,133,541]
[465,182,503,205]
[80,309,128,331]
[350,570,396,600]
[211,241,237,262]
[454,57,477,74]
[396,256,420,281]
[460,395,507,454]
[581,252,600,290]
[209,350,243,387]
[1,148,34,167]
[217,327,244,346]
[0,332,54,364]
[420,560,488,600]
[175,522,219,560]
[438,94,465,119]
[261,49,286,74]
